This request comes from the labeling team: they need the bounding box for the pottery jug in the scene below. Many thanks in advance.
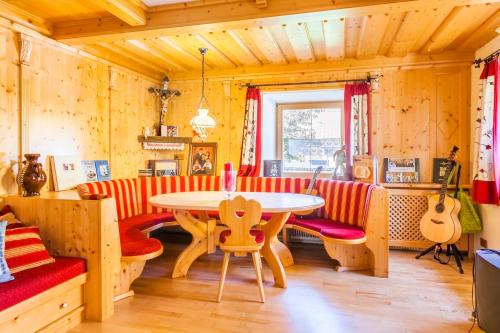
[17,154,47,196]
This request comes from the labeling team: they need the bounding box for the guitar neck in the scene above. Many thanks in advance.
[438,162,454,204]
[305,167,322,194]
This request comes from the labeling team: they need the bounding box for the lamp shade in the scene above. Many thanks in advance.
[190,108,216,129]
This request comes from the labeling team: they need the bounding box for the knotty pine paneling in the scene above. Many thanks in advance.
[27,38,110,179]
[109,69,165,179]
[169,65,471,183]
[0,28,20,195]
[0,25,160,195]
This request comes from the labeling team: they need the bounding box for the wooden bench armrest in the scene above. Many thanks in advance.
[4,196,120,321]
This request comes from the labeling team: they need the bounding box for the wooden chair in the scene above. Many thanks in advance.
[217,195,266,303]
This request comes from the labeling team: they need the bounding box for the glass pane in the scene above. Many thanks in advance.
[282,107,342,173]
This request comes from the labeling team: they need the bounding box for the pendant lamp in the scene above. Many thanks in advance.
[190,47,216,140]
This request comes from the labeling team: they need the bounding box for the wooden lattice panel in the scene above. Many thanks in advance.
[389,192,430,248]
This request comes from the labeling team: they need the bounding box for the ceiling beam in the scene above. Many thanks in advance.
[169,51,474,81]
[458,9,500,51]
[0,0,52,35]
[86,0,146,26]
[52,0,500,46]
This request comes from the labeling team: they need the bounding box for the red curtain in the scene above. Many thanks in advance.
[238,87,262,177]
[472,57,499,204]
[344,82,371,177]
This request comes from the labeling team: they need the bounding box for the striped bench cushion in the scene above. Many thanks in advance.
[0,221,13,283]
[77,179,139,220]
[136,176,220,215]
[315,179,374,228]
[5,227,55,274]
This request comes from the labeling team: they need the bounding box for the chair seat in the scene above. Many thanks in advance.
[120,212,176,231]
[219,229,265,244]
[119,227,163,257]
[288,217,365,240]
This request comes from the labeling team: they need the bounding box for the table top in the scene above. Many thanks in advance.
[148,191,325,213]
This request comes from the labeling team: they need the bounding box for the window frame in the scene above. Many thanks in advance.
[276,101,344,177]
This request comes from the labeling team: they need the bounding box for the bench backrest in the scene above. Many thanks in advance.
[78,176,374,228]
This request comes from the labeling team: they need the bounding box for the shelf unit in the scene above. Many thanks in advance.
[137,135,192,144]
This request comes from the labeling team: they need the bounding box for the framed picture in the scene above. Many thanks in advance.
[383,158,420,183]
[95,160,111,181]
[160,125,178,137]
[81,160,98,182]
[263,160,282,177]
[49,155,85,191]
[189,142,217,176]
[432,158,451,184]
[148,159,179,176]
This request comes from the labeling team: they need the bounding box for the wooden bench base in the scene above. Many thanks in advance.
[0,273,87,333]
[282,187,389,278]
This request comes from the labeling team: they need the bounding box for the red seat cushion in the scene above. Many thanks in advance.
[0,257,86,311]
[320,224,365,240]
[119,227,163,257]
[219,229,265,244]
[120,212,175,231]
[286,216,335,232]
[288,217,365,240]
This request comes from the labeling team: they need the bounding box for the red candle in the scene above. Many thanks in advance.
[224,162,233,172]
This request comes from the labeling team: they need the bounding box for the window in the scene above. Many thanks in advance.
[278,102,343,174]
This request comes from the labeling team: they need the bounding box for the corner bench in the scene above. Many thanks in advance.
[78,176,389,278]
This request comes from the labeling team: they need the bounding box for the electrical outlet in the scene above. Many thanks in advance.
[480,237,488,248]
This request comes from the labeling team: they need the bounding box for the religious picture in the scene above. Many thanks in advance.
[189,142,217,176]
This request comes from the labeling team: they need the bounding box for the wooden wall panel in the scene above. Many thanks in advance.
[27,39,110,180]
[0,28,19,195]
[170,65,471,183]
[0,24,160,195]
[109,69,164,179]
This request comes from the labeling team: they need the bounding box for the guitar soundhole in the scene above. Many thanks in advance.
[435,203,444,213]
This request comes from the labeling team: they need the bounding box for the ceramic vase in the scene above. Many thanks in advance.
[17,153,47,196]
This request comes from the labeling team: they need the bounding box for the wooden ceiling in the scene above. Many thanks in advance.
[1,0,499,79]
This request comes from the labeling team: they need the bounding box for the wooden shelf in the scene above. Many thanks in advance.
[137,135,192,144]
[380,182,472,190]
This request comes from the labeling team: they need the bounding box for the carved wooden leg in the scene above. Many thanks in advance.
[260,212,293,288]
[172,210,216,278]
[114,260,146,302]
[217,252,230,303]
[323,241,370,272]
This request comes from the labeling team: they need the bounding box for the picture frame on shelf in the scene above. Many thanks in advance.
[95,160,111,181]
[161,125,178,137]
[383,158,419,183]
[263,160,282,177]
[188,142,217,176]
[432,158,450,184]
[148,159,179,176]
[50,155,85,191]
[81,160,98,182]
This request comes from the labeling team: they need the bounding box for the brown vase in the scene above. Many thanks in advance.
[17,154,47,196]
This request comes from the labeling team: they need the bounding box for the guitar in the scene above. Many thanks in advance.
[293,166,323,218]
[419,146,462,244]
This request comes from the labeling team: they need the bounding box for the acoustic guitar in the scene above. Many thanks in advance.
[419,146,462,244]
[293,166,323,218]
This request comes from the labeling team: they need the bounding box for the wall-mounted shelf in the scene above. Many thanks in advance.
[380,182,472,190]
[137,135,192,144]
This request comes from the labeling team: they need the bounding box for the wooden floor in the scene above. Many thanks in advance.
[71,234,482,333]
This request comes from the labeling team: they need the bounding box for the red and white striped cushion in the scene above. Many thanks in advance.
[316,179,374,228]
[5,227,55,274]
[237,177,307,193]
[136,176,220,215]
[77,179,139,220]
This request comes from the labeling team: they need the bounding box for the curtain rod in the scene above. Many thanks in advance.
[473,49,500,68]
[245,76,376,88]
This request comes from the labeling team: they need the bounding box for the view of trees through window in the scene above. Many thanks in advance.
[282,106,342,173]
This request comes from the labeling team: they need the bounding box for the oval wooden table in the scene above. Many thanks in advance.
[149,191,324,288]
